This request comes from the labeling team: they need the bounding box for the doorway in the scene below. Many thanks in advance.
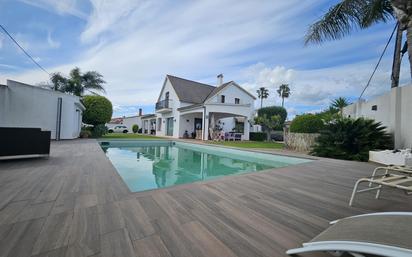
[166,117,174,136]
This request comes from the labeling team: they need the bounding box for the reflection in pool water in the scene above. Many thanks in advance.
[102,142,309,192]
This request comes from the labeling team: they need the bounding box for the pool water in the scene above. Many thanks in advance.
[100,140,311,192]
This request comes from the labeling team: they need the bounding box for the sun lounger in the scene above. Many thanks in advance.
[349,173,412,206]
[371,165,412,177]
[286,212,412,257]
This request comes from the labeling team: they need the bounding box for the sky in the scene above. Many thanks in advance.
[0,0,411,119]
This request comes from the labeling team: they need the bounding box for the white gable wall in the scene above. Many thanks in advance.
[205,83,254,105]
[156,77,182,138]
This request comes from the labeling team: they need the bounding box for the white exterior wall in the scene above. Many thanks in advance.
[179,112,203,137]
[206,84,254,106]
[343,85,412,148]
[0,80,84,139]
[155,78,188,138]
[399,85,412,148]
[121,116,142,132]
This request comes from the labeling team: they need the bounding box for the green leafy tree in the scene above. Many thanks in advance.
[305,0,412,84]
[50,67,106,96]
[311,117,393,161]
[277,84,291,107]
[254,114,282,141]
[82,95,112,128]
[331,97,350,116]
[257,106,287,128]
[256,87,269,109]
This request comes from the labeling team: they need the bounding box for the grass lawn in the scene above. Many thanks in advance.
[101,133,161,139]
[210,141,284,149]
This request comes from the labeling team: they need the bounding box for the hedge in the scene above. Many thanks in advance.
[290,114,324,133]
[249,132,266,141]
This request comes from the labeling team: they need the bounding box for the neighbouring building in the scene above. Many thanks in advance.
[143,74,256,140]
[343,84,412,149]
[0,80,85,140]
[107,108,144,133]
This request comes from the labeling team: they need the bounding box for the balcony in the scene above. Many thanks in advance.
[155,99,172,113]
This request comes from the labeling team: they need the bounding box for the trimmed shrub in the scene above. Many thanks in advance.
[249,132,266,141]
[82,95,113,126]
[91,124,108,138]
[311,118,393,161]
[290,114,324,133]
[257,106,287,128]
[132,124,139,133]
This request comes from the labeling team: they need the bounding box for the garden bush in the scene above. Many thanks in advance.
[132,124,139,133]
[82,95,112,126]
[290,114,324,133]
[249,132,266,141]
[91,124,108,138]
[311,118,392,161]
[79,128,92,138]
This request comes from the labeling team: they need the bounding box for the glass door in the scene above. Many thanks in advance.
[166,117,174,136]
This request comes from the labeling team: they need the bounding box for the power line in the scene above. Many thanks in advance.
[0,24,50,75]
[358,23,398,100]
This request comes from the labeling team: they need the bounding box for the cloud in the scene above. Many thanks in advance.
[3,0,409,122]
[47,32,61,49]
[240,59,411,118]
[19,0,88,19]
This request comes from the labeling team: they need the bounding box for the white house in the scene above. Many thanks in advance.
[144,74,256,140]
[107,108,144,133]
[343,84,412,149]
[0,80,85,140]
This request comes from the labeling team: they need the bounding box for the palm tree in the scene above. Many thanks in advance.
[277,84,291,107]
[331,97,350,116]
[256,87,269,109]
[305,0,412,85]
[50,67,106,96]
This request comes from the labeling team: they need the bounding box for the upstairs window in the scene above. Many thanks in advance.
[235,98,240,104]
[221,95,225,103]
[165,91,169,100]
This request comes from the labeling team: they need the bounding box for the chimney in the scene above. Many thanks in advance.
[138,108,142,116]
[217,74,223,86]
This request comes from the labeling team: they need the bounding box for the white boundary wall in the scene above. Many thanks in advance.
[343,85,412,149]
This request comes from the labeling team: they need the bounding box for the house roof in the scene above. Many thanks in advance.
[165,75,256,109]
[166,75,215,104]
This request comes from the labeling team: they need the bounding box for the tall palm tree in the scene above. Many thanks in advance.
[331,97,350,116]
[277,84,291,107]
[305,0,412,85]
[50,67,106,96]
[256,87,269,109]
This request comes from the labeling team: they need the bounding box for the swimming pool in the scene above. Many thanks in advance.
[100,140,311,192]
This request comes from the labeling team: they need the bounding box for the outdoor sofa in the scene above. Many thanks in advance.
[0,127,51,160]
